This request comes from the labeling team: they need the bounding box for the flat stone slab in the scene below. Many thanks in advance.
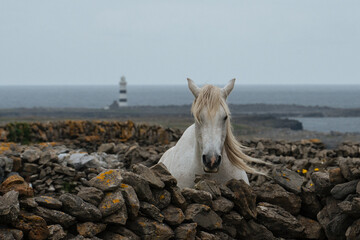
[272,168,305,194]
[89,169,123,192]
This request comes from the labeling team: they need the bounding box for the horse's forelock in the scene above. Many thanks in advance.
[191,85,230,123]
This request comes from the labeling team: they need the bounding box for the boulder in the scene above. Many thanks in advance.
[59,193,102,221]
[256,202,304,239]
[185,204,222,230]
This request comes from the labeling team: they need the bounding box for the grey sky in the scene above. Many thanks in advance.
[0,1,359,86]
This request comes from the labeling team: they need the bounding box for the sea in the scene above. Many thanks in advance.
[0,85,360,133]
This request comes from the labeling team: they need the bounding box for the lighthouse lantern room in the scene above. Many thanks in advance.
[118,76,127,107]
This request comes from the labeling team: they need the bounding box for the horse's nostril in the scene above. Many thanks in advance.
[202,155,206,164]
[218,155,222,163]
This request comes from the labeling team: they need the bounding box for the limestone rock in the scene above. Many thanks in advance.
[77,187,104,206]
[48,224,66,240]
[121,171,153,202]
[169,186,186,209]
[35,196,62,210]
[181,188,212,206]
[152,189,171,209]
[194,179,221,199]
[256,202,304,239]
[311,171,333,196]
[77,222,107,238]
[21,148,41,163]
[89,169,123,192]
[236,219,276,240]
[346,218,360,240]
[103,203,128,225]
[226,179,257,219]
[0,190,20,224]
[140,201,164,222]
[127,216,174,240]
[150,163,177,187]
[98,190,125,217]
[59,193,102,221]
[0,228,23,240]
[0,174,34,197]
[185,204,222,230]
[132,163,165,188]
[211,197,234,214]
[97,143,115,153]
[331,180,359,200]
[34,206,76,228]
[329,167,346,184]
[174,223,197,240]
[253,182,302,215]
[14,211,50,240]
[162,205,185,225]
[119,183,140,218]
[339,157,360,180]
[272,168,305,194]
[297,215,324,239]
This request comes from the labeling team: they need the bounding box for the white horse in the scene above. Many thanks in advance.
[159,78,264,188]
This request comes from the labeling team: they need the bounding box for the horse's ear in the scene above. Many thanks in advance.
[222,78,236,98]
[187,78,200,98]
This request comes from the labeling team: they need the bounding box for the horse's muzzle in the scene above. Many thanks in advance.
[202,154,221,173]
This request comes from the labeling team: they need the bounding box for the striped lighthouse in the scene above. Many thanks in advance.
[118,76,127,107]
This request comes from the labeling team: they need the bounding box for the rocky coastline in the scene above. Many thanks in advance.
[0,120,359,239]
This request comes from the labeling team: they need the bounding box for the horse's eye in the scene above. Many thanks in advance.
[224,115,228,121]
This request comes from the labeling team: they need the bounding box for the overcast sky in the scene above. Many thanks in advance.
[0,1,359,86]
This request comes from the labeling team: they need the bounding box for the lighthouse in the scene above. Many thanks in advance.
[118,76,127,107]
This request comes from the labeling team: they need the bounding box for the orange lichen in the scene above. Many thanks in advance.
[159,195,165,200]
[120,184,128,188]
[96,170,114,180]
[302,169,308,174]
[112,199,120,204]
[314,168,319,172]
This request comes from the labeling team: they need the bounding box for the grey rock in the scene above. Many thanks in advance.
[77,222,107,238]
[236,219,276,240]
[339,157,360,180]
[20,197,38,209]
[59,193,102,221]
[273,168,305,194]
[127,216,174,240]
[194,179,221,199]
[132,163,165,188]
[256,202,304,239]
[98,143,115,153]
[331,180,359,200]
[119,183,140,218]
[22,163,38,174]
[150,163,177,187]
[174,223,197,240]
[329,167,346,184]
[0,156,13,173]
[0,190,20,224]
[300,186,322,219]
[21,148,41,162]
[39,150,57,165]
[185,203,222,230]
[211,197,234,214]
[197,231,220,240]
[162,205,185,225]
[107,226,140,240]
[311,171,333,196]
[253,182,302,215]
[346,218,360,240]
[34,206,76,228]
[103,204,128,225]
[88,169,122,192]
[338,197,360,216]
[297,215,324,240]
[48,224,67,240]
[357,181,360,194]
[35,196,63,209]
[169,186,186,209]
[77,187,104,206]
[219,184,235,200]
[181,188,212,206]
[98,189,125,217]
[226,179,257,219]
[121,171,153,202]
[140,201,164,222]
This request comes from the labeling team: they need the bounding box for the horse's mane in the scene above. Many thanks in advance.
[191,84,265,174]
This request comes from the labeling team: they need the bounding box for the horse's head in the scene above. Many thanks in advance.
[187,78,235,173]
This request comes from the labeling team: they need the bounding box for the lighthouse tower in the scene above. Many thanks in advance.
[118,76,127,107]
